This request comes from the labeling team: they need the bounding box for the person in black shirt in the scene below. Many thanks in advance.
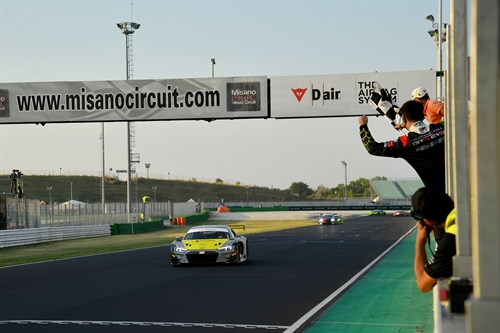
[358,100,445,191]
[411,187,456,292]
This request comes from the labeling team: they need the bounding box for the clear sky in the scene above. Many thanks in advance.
[0,0,450,191]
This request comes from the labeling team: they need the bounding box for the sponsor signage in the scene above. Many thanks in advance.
[288,205,411,211]
[0,76,268,124]
[270,70,436,118]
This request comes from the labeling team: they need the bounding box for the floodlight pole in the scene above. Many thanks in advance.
[437,0,443,101]
[211,58,216,78]
[427,0,445,102]
[117,21,140,224]
[341,161,347,203]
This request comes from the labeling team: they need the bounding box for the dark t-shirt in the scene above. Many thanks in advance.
[424,231,456,279]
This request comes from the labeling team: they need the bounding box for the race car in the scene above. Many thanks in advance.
[393,210,409,217]
[318,214,343,225]
[370,209,386,216]
[171,225,249,266]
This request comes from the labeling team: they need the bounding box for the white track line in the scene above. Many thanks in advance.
[0,320,289,330]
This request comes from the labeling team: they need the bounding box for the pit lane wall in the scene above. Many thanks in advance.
[110,218,164,235]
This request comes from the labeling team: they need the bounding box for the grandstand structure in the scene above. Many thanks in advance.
[369,179,424,204]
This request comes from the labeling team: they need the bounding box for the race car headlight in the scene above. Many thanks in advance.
[174,245,188,253]
[218,243,236,252]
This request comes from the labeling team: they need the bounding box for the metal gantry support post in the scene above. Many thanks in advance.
[448,0,472,279]
[465,1,500,331]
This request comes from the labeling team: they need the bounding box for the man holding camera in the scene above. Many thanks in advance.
[358,100,445,191]
[9,169,17,194]
[412,187,456,292]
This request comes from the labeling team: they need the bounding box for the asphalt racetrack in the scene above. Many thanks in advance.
[0,214,415,333]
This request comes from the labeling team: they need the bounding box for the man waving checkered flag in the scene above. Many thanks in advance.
[368,81,402,129]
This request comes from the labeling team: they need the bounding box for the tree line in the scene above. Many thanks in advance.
[288,176,387,199]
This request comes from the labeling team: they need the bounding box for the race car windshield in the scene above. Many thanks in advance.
[184,231,229,240]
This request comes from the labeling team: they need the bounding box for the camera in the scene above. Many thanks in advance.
[419,219,434,232]
[13,169,19,172]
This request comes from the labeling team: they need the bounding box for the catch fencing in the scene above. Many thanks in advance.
[1,197,197,230]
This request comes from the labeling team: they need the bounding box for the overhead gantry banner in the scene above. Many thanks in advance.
[0,76,268,124]
[269,70,436,118]
[0,70,436,124]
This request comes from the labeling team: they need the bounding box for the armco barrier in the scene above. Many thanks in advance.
[0,225,111,248]
[110,218,164,235]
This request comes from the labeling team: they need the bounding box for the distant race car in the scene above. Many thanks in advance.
[370,209,386,216]
[171,225,249,266]
[393,210,409,217]
[318,214,343,225]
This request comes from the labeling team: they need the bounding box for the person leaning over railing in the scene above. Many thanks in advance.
[411,187,456,292]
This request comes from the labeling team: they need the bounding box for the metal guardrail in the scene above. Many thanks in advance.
[0,225,111,248]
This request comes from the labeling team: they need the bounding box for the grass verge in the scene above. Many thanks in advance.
[0,219,315,267]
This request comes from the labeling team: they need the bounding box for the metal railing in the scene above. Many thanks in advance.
[0,225,111,248]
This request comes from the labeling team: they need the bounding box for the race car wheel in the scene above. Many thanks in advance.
[235,243,242,264]
[245,243,249,261]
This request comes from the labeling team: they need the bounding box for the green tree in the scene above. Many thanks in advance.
[289,182,313,197]
[371,176,388,181]
[328,177,375,198]
[348,178,370,197]
[314,185,330,199]
[330,184,345,199]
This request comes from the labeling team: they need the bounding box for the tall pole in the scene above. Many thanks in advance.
[437,0,443,101]
[126,34,132,224]
[117,22,140,224]
[101,123,105,214]
[341,161,347,202]
[211,58,216,78]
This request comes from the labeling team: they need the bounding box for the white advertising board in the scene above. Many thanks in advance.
[0,76,268,124]
[270,70,437,118]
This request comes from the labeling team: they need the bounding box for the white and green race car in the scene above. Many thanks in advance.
[170,225,249,266]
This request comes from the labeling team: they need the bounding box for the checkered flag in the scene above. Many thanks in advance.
[368,82,402,128]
